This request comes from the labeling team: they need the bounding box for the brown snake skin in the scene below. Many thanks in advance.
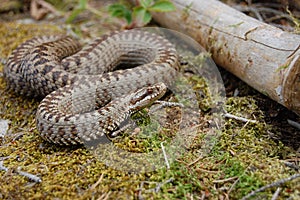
[4,30,179,145]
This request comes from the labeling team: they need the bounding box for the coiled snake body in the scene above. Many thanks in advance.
[4,30,179,145]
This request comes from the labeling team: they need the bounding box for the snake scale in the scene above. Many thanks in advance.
[4,30,179,145]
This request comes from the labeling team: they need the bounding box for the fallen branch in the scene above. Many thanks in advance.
[241,173,300,200]
[130,0,300,115]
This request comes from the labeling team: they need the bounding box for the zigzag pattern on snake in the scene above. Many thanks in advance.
[4,30,179,145]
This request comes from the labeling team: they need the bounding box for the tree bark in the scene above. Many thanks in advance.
[132,0,300,115]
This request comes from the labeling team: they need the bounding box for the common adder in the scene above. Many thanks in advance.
[4,30,179,145]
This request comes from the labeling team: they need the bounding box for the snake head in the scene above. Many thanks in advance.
[129,83,167,111]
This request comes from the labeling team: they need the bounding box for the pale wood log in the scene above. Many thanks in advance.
[131,0,300,115]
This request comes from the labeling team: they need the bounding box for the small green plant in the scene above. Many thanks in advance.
[66,0,104,23]
[65,0,175,27]
[108,0,176,28]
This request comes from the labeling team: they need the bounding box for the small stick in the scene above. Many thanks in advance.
[90,173,104,190]
[16,167,42,183]
[161,142,170,169]
[153,178,174,193]
[0,161,8,172]
[102,191,111,200]
[224,113,257,123]
[282,161,299,171]
[146,178,175,193]
[0,156,11,161]
[187,155,203,167]
[0,162,42,183]
[213,176,239,184]
[139,178,174,198]
[195,168,219,174]
[233,5,264,21]
[227,177,240,195]
[242,174,300,200]
[287,119,300,130]
[138,181,145,200]
[96,191,111,200]
[271,187,281,200]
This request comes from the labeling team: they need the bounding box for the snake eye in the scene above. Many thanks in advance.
[129,83,167,109]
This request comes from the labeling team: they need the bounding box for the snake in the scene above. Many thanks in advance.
[4,30,179,145]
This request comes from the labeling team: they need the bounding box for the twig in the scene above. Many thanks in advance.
[0,161,8,172]
[155,178,174,192]
[269,23,295,32]
[255,7,294,22]
[161,142,170,169]
[90,173,104,190]
[187,155,203,167]
[233,5,264,21]
[102,191,111,200]
[213,176,238,184]
[96,191,111,200]
[242,174,300,200]
[138,181,145,200]
[146,178,175,193]
[139,178,174,198]
[282,161,299,171]
[0,156,11,161]
[16,167,42,183]
[0,161,42,183]
[287,119,300,130]
[271,187,281,200]
[233,4,296,24]
[195,168,219,174]
[224,113,257,123]
[227,177,240,195]
[0,119,10,138]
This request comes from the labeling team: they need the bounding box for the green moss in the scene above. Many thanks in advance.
[0,0,22,12]
[0,23,64,58]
